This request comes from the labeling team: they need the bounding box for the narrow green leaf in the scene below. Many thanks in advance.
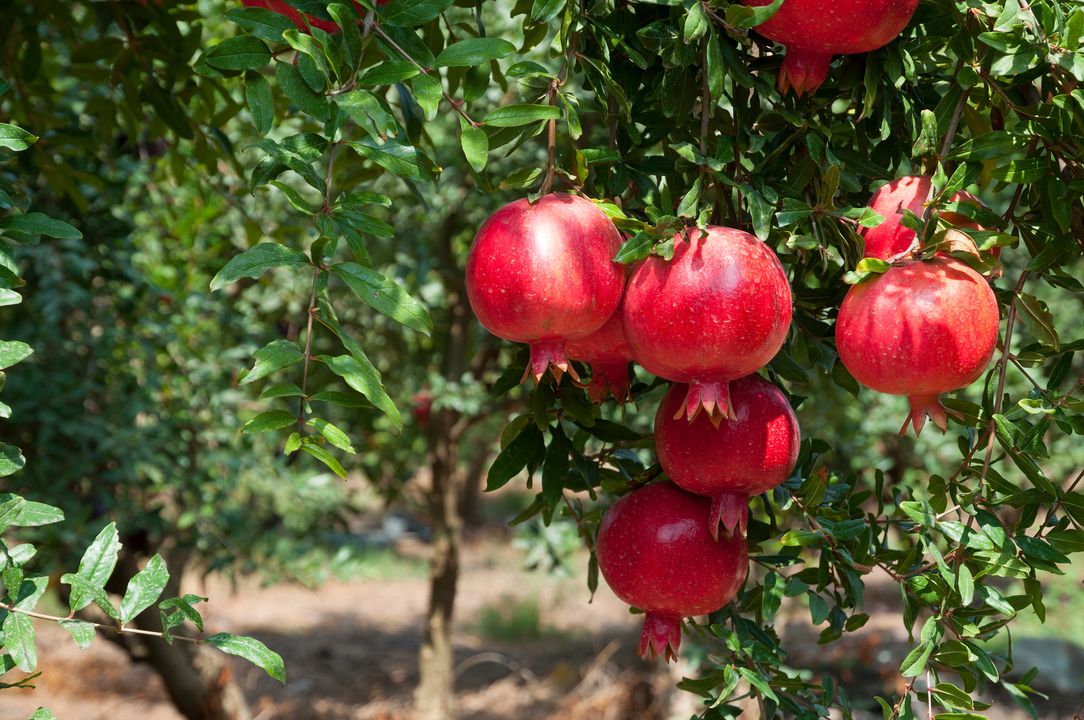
[69,523,120,614]
[434,38,516,68]
[0,213,80,239]
[59,619,96,650]
[0,341,32,370]
[483,104,561,127]
[242,410,297,433]
[0,124,37,151]
[300,442,348,477]
[210,243,309,291]
[307,417,356,453]
[330,262,432,335]
[206,632,286,684]
[119,554,170,625]
[242,339,305,385]
[3,612,35,671]
[205,36,271,71]
[245,72,275,136]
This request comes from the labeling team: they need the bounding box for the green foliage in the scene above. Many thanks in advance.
[0,0,1081,717]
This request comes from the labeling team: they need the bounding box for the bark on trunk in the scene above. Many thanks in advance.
[415,214,469,720]
[94,549,253,720]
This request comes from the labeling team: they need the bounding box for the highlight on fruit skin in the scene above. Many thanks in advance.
[621,226,792,425]
[595,483,748,663]
[654,376,801,539]
[743,0,920,96]
[835,257,1000,436]
[564,310,635,403]
[464,193,625,385]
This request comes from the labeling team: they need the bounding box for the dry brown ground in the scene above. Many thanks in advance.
[0,533,1075,720]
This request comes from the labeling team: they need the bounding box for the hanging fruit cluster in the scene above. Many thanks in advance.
[463,0,1003,667]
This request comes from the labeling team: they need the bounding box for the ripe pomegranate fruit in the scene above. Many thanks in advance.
[744,0,919,95]
[596,482,748,662]
[242,0,374,34]
[622,226,792,424]
[862,175,986,261]
[466,194,625,383]
[564,310,635,403]
[835,257,1000,435]
[655,376,800,538]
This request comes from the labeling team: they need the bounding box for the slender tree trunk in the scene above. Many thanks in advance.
[416,214,469,719]
[89,548,253,720]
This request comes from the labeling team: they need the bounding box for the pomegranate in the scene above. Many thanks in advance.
[596,482,748,662]
[744,0,919,95]
[242,0,374,34]
[835,257,1000,435]
[565,310,635,403]
[655,376,800,538]
[861,175,986,260]
[466,194,625,383]
[622,226,792,424]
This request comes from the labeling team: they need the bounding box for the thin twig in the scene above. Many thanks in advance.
[0,603,201,645]
[372,26,478,127]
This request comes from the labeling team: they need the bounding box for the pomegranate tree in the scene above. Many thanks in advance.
[596,482,748,662]
[744,0,919,95]
[836,257,1000,435]
[862,175,985,260]
[622,226,792,423]
[465,194,625,382]
[655,376,800,538]
[564,311,635,403]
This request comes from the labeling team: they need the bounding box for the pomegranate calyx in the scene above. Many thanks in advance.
[778,48,832,96]
[585,360,633,404]
[710,492,750,540]
[525,338,581,385]
[676,380,735,425]
[638,612,683,663]
[901,394,950,436]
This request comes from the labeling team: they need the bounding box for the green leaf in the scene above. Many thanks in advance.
[541,425,571,510]
[348,138,432,181]
[226,7,296,42]
[275,60,330,120]
[0,341,32,370]
[0,213,81,239]
[327,4,362,67]
[411,72,442,120]
[1016,292,1059,350]
[242,410,297,433]
[0,444,24,478]
[269,180,321,214]
[460,123,488,173]
[210,243,309,291]
[205,36,272,72]
[243,339,305,385]
[29,710,58,720]
[205,633,286,685]
[0,124,37,151]
[245,72,275,136]
[725,0,784,28]
[487,424,543,491]
[300,441,348,478]
[11,501,62,528]
[119,554,170,625]
[308,417,356,453]
[483,104,561,127]
[957,563,974,605]
[613,232,654,264]
[330,263,432,335]
[358,61,421,86]
[379,0,455,27]
[3,612,35,671]
[319,352,401,430]
[530,0,566,24]
[69,523,120,614]
[899,640,934,677]
[58,619,96,650]
[434,38,516,68]
[159,594,207,633]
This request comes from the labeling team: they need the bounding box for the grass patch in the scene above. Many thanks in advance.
[473,596,554,642]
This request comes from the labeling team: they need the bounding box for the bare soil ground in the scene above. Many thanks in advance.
[0,530,1078,720]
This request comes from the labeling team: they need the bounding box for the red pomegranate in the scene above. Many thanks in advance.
[466,194,625,383]
[622,226,792,424]
[655,376,800,538]
[242,0,374,34]
[862,175,985,260]
[596,483,748,662]
[744,0,919,95]
[835,257,1000,435]
[564,311,635,403]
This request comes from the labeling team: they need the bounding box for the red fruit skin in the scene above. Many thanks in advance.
[241,0,373,34]
[835,257,1000,435]
[861,176,989,260]
[622,226,792,423]
[655,376,800,538]
[744,0,919,95]
[466,194,625,383]
[565,311,635,403]
[596,483,748,663]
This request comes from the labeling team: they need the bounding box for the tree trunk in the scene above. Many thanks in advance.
[416,214,469,719]
[95,549,253,720]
